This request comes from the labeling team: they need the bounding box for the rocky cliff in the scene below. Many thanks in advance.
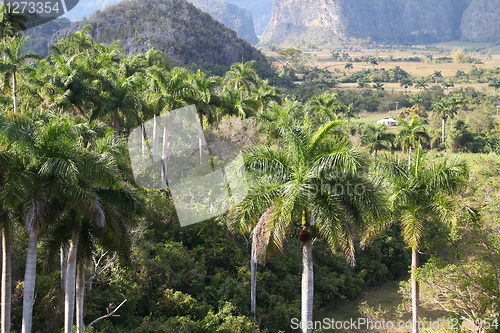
[226,0,273,35]
[188,0,259,44]
[460,0,500,41]
[262,0,500,45]
[52,0,268,68]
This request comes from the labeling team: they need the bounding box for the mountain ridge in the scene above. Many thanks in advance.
[261,0,500,45]
[52,0,268,68]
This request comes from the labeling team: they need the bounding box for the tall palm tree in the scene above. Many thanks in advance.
[431,70,442,86]
[228,118,386,333]
[396,115,430,168]
[0,35,40,113]
[370,148,468,333]
[432,99,457,144]
[488,79,500,97]
[345,62,353,76]
[0,116,32,333]
[362,124,395,160]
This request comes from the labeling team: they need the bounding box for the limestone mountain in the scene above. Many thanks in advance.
[262,0,500,45]
[225,0,273,35]
[460,0,500,41]
[51,0,267,68]
[187,0,259,44]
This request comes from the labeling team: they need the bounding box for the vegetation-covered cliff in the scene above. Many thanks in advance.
[261,0,500,46]
[187,0,259,44]
[52,0,268,68]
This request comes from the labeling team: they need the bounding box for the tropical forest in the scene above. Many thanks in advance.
[1,1,500,333]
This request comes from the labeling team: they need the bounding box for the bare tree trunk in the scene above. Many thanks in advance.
[22,227,39,333]
[76,260,85,333]
[301,238,313,333]
[2,224,12,333]
[411,247,419,333]
[64,216,81,333]
[61,244,68,291]
[250,252,257,319]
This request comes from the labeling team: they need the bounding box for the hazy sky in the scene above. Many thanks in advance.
[63,0,123,20]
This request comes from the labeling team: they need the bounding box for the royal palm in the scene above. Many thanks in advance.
[228,117,385,333]
[370,148,467,333]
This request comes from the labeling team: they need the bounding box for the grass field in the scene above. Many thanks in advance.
[263,41,500,95]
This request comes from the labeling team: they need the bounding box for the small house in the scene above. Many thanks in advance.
[377,117,397,126]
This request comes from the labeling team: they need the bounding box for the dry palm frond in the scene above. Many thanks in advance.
[251,207,273,265]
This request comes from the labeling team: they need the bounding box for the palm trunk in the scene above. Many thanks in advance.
[411,247,420,333]
[64,215,81,333]
[441,118,446,144]
[198,112,204,165]
[408,146,412,170]
[21,227,39,333]
[76,259,85,333]
[13,72,18,114]
[61,244,68,290]
[250,250,257,319]
[161,123,168,187]
[153,115,158,162]
[1,224,12,333]
[301,238,314,333]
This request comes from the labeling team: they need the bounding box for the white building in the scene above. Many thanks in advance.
[376,118,397,126]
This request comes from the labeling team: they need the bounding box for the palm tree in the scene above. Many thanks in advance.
[228,118,385,333]
[345,62,353,76]
[400,78,413,92]
[221,88,259,119]
[0,35,40,113]
[309,91,346,121]
[91,66,143,132]
[0,3,27,41]
[63,24,95,56]
[252,79,282,113]
[362,124,395,160]
[373,82,384,91]
[488,79,500,97]
[224,60,259,93]
[414,78,428,90]
[0,117,32,333]
[432,99,457,144]
[442,80,454,94]
[431,70,442,86]
[357,79,369,89]
[396,115,430,168]
[370,148,468,333]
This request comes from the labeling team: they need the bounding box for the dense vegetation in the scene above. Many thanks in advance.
[50,0,268,70]
[1,9,500,333]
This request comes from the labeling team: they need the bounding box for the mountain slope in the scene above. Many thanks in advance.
[53,0,268,68]
[460,0,500,41]
[187,0,258,44]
